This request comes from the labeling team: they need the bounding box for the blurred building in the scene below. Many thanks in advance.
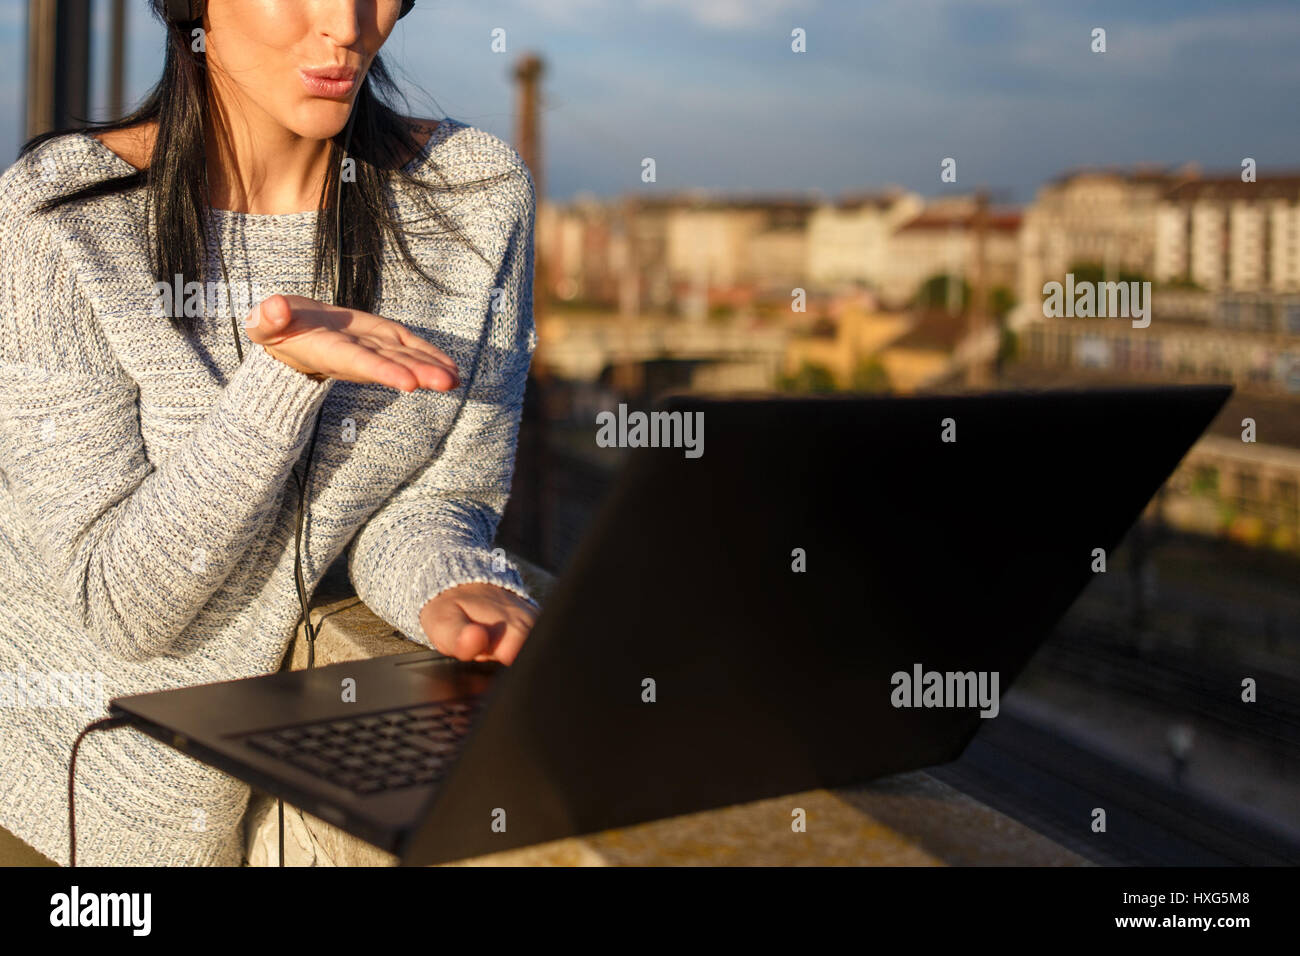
[1019,288,1300,394]
[804,188,924,290]
[663,195,817,310]
[879,197,1022,307]
[538,188,1022,322]
[1154,175,1300,292]
[537,314,787,391]
[781,305,911,387]
[1017,165,1198,305]
[1167,432,1300,553]
[536,194,625,310]
[539,192,823,318]
[876,310,974,392]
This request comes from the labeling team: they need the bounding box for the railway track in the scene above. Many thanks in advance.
[931,704,1300,866]
[1034,616,1300,762]
[928,614,1300,865]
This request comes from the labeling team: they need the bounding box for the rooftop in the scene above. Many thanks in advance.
[896,209,1022,233]
[889,310,973,352]
[1164,175,1300,202]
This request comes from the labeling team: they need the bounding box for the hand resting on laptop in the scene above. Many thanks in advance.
[420,582,539,666]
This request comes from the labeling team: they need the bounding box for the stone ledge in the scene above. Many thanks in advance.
[281,552,556,671]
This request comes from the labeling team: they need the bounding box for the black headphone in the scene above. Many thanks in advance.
[165,0,415,22]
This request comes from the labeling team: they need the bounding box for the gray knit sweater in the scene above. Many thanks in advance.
[0,118,537,865]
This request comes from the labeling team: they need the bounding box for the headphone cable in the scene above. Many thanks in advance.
[68,715,135,867]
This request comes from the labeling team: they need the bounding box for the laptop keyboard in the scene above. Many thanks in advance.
[242,699,482,796]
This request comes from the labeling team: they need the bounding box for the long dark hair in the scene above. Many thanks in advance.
[20,0,511,332]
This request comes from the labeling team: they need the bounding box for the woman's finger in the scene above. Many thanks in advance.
[354,320,462,385]
[244,294,294,341]
[323,338,422,391]
[364,345,459,391]
[453,622,493,661]
[482,617,531,666]
[392,325,460,369]
[451,592,535,665]
[424,599,491,660]
[353,331,459,372]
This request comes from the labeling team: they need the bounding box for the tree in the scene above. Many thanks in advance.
[1067,260,1149,286]
[913,273,971,312]
[778,361,837,393]
[997,327,1018,367]
[990,285,1016,318]
[851,357,891,393]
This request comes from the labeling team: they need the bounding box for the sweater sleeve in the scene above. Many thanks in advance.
[0,203,333,661]
[347,171,539,648]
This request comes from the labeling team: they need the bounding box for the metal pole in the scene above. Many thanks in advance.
[55,0,91,127]
[512,53,551,564]
[24,0,91,139]
[109,0,127,120]
[24,0,56,140]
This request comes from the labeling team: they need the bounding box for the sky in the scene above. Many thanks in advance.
[1,0,1298,204]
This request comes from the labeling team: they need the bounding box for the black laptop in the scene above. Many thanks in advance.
[110,385,1232,865]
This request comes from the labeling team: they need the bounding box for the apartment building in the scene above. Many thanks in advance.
[879,199,1022,307]
[1154,176,1300,292]
[1018,166,1196,306]
[804,188,924,289]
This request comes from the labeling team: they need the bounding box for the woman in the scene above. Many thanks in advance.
[0,0,539,865]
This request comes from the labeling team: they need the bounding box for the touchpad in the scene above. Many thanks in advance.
[396,657,503,696]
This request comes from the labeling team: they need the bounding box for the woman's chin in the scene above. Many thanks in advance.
[289,102,357,141]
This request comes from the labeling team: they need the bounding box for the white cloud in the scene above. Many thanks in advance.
[638,0,816,30]
[512,0,605,26]
[513,0,815,31]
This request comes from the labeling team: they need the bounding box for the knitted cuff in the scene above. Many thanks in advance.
[217,344,332,446]
[399,546,538,647]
